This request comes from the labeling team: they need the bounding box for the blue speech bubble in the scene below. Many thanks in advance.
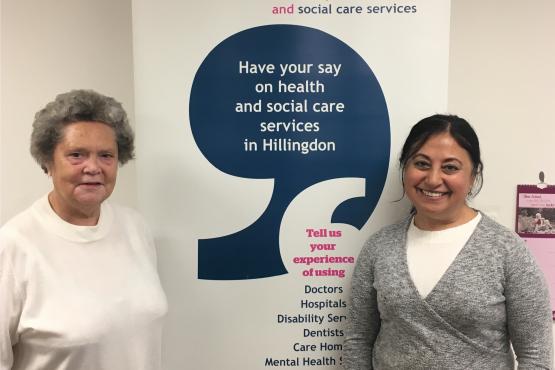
[190,25,389,280]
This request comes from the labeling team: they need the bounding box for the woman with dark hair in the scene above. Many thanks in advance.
[0,90,167,370]
[343,114,552,369]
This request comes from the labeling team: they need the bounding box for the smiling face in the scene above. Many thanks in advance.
[47,121,118,225]
[403,132,476,230]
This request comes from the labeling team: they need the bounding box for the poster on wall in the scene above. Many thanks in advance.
[516,184,555,317]
[131,0,451,368]
[191,24,390,281]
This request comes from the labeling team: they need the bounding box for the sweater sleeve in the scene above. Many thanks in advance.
[343,238,381,370]
[504,237,553,369]
[0,240,23,370]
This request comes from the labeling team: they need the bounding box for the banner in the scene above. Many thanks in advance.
[132,1,451,368]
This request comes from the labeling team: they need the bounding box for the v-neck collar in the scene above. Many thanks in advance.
[400,212,484,303]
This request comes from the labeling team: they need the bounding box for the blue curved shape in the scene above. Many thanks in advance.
[190,25,390,280]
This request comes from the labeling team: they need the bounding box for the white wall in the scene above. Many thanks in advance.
[448,0,555,360]
[448,0,555,226]
[0,0,136,223]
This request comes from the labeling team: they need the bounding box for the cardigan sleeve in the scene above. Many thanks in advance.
[343,238,381,370]
[504,237,553,369]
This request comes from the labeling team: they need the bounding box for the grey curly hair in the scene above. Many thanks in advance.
[31,89,135,173]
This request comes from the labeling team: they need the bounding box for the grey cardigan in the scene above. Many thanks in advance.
[343,213,553,369]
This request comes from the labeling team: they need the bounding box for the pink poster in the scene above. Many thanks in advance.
[516,185,555,318]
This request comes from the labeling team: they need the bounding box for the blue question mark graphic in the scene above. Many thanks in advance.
[190,25,390,280]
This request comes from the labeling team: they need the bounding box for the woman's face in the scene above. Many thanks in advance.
[403,132,475,230]
[48,121,118,223]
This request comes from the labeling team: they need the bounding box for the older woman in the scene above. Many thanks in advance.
[343,115,552,369]
[0,90,167,370]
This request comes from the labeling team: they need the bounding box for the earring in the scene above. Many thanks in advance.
[467,188,474,199]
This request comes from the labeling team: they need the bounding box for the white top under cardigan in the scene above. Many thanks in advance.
[407,213,482,297]
[0,195,167,370]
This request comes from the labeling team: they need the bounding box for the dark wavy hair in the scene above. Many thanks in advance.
[30,89,135,173]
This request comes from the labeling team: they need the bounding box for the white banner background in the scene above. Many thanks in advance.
[131,1,451,368]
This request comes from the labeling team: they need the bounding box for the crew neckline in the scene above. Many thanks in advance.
[409,212,482,243]
[32,194,114,243]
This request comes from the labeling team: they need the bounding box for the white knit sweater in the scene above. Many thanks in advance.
[0,195,167,370]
